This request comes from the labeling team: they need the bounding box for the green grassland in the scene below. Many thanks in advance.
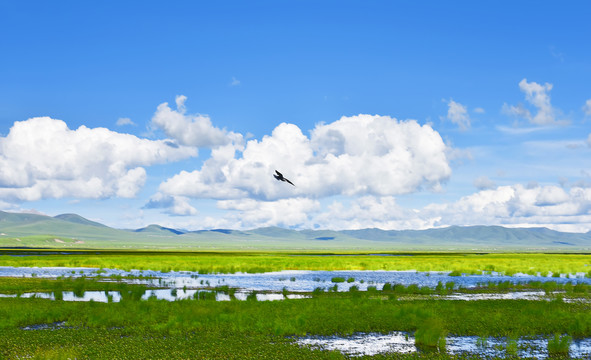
[1,250,591,276]
[2,251,591,359]
[1,282,591,359]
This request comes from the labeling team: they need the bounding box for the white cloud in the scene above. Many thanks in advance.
[583,99,591,116]
[473,107,485,114]
[313,196,435,230]
[217,197,320,229]
[147,182,591,232]
[502,78,564,126]
[420,184,591,232]
[144,193,198,216]
[151,95,242,148]
[474,176,496,190]
[0,117,196,202]
[116,117,135,126]
[445,99,470,130]
[157,114,452,202]
[115,167,147,198]
[587,134,591,147]
[230,77,241,87]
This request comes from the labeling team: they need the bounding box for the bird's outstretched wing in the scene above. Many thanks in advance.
[273,169,295,186]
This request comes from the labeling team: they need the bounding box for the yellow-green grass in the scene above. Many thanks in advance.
[1,251,590,275]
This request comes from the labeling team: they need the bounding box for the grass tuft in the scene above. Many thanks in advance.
[547,333,572,358]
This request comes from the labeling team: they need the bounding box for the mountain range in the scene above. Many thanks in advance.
[1,210,590,251]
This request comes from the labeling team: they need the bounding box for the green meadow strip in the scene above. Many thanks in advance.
[1,251,591,275]
[1,294,591,359]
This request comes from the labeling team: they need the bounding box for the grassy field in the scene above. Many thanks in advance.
[1,249,591,276]
[1,282,591,359]
[2,251,591,359]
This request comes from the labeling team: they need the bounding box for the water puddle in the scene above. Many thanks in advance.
[0,290,310,302]
[438,291,549,301]
[297,332,591,358]
[21,321,69,331]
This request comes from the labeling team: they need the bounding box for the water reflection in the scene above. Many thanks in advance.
[0,290,310,303]
[2,266,590,293]
[298,332,591,359]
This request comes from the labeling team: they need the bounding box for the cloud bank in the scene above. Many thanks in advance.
[421,184,591,232]
[0,117,196,202]
[175,184,591,233]
[156,114,452,206]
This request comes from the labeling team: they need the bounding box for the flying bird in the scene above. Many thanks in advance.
[274,170,295,186]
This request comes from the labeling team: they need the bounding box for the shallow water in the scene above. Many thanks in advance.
[1,266,590,293]
[0,289,310,302]
[298,332,591,358]
[5,288,584,303]
[438,291,548,301]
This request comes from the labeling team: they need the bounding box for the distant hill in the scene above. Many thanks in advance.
[1,210,590,251]
[54,213,108,228]
[0,211,50,226]
[135,224,185,235]
[0,210,133,242]
[342,226,591,248]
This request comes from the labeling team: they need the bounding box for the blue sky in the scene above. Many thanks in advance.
[1,1,591,231]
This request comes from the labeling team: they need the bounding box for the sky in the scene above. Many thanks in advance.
[1,1,591,232]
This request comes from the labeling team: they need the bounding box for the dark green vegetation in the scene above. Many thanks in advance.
[2,210,591,250]
[2,283,591,359]
[2,276,591,358]
[547,334,573,358]
[2,250,591,358]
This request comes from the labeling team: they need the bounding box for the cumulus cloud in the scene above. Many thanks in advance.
[420,184,591,232]
[502,78,564,126]
[217,197,320,229]
[0,117,196,202]
[151,95,242,148]
[147,181,591,232]
[313,196,435,230]
[445,99,470,130]
[157,114,452,202]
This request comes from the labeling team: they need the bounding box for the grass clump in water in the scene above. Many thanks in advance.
[504,337,518,357]
[547,333,572,358]
[414,318,446,353]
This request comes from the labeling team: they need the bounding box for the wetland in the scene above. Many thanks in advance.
[2,250,591,359]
